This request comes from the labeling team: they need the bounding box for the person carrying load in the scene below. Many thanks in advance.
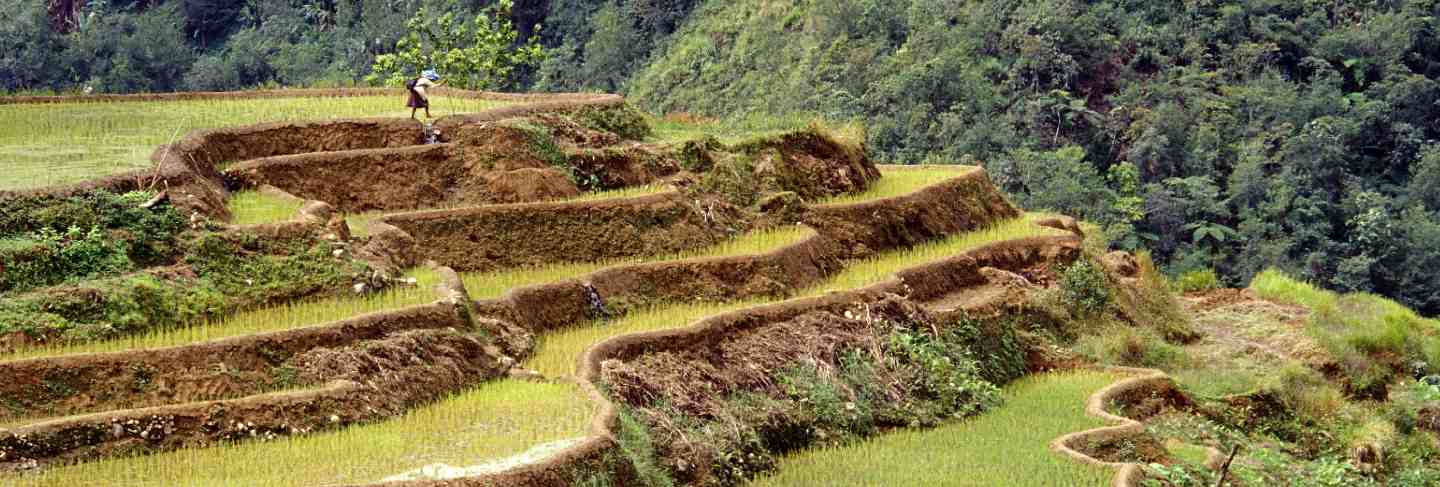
[406,69,444,119]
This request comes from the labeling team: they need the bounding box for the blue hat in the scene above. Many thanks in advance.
[422,69,440,81]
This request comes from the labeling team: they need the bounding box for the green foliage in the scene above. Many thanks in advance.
[0,190,185,264]
[1077,327,1190,370]
[1252,269,1440,396]
[1173,269,1222,293]
[576,104,653,141]
[612,0,1440,315]
[0,190,186,295]
[366,0,544,91]
[615,409,675,487]
[1142,462,1213,487]
[1059,258,1112,316]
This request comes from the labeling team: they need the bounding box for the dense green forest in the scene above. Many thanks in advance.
[4,0,1440,315]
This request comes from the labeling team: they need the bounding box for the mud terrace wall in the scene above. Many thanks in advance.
[229,145,582,213]
[805,168,1020,258]
[379,191,724,272]
[335,168,1072,486]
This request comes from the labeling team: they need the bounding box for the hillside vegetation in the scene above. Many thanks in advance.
[8,0,1437,317]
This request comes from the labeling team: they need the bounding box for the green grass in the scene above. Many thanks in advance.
[816,166,973,205]
[225,190,305,225]
[1248,268,1440,391]
[1165,440,1213,466]
[1250,269,1438,327]
[0,95,510,190]
[751,370,1118,487]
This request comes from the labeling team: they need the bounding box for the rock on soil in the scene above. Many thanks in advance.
[380,437,585,481]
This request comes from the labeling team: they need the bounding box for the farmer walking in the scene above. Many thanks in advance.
[406,69,444,119]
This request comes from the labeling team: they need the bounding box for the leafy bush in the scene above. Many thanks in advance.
[0,190,185,266]
[1173,269,1221,293]
[1060,258,1112,316]
[0,226,132,295]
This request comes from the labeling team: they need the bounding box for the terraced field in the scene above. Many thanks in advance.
[753,371,1118,486]
[0,91,511,190]
[0,89,1133,487]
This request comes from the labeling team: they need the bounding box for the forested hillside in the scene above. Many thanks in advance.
[4,0,1440,315]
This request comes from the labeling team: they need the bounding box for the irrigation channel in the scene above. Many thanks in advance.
[2,165,1085,486]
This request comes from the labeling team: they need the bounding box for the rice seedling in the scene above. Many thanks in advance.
[525,300,767,378]
[566,183,670,202]
[0,166,1071,486]
[750,370,1119,487]
[815,166,972,205]
[0,95,510,190]
[9,379,593,487]
[225,190,305,225]
[342,184,671,237]
[0,267,443,362]
[648,112,815,144]
[802,213,1070,296]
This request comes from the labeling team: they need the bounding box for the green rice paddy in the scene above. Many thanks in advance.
[751,370,1118,487]
[0,95,510,190]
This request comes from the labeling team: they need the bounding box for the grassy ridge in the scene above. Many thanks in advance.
[751,371,1117,487]
[0,95,509,190]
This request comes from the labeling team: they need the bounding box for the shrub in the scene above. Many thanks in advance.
[0,226,132,295]
[1266,362,1346,422]
[1060,258,1113,315]
[1173,269,1221,293]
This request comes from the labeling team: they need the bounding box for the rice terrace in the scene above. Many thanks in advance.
[4,83,1440,487]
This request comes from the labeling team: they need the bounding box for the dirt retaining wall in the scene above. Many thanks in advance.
[805,167,1020,258]
[0,302,464,424]
[379,191,725,272]
[228,145,582,214]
